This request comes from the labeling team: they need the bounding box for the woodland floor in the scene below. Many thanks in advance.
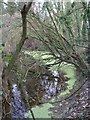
[50,79,90,119]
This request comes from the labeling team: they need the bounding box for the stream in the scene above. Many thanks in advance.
[41,70,60,99]
[11,84,26,118]
[11,70,67,118]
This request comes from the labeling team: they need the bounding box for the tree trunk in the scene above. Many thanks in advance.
[87,2,90,67]
[2,2,33,119]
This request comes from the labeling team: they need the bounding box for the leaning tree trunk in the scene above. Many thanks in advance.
[87,2,90,95]
[87,2,90,69]
[2,2,33,119]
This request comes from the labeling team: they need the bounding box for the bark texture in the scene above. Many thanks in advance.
[2,2,33,119]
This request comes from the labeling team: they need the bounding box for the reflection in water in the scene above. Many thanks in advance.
[42,70,61,100]
[52,70,59,77]
[11,84,26,118]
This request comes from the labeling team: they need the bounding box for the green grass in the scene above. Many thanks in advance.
[25,103,52,118]
[24,50,56,65]
[59,63,76,96]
